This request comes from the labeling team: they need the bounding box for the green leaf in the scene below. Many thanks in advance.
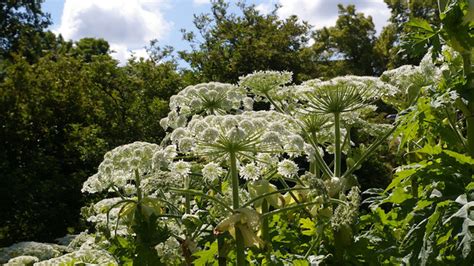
[416,145,443,155]
[292,259,309,266]
[193,241,218,265]
[299,218,316,236]
[406,18,435,33]
[444,197,474,259]
[466,182,474,191]
[385,186,412,204]
[386,166,421,191]
[443,150,474,165]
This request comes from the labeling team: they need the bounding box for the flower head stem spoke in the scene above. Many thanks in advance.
[334,112,342,177]
[278,176,312,216]
[169,188,233,213]
[342,124,398,179]
[242,187,310,208]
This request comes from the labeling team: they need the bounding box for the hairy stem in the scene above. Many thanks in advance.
[310,132,320,179]
[261,199,271,264]
[334,112,342,177]
[184,175,191,214]
[230,152,245,265]
[218,236,227,266]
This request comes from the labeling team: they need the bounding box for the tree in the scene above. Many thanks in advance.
[375,0,439,69]
[72,38,110,62]
[0,0,51,63]
[179,0,313,83]
[0,37,185,245]
[310,4,379,76]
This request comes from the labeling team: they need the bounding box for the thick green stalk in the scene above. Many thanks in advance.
[217,236,227,266]
[310,133,320,179]
[184,175,191,214]
[334,112,342,177]
[230,152,246,265]
[261,199,271,264]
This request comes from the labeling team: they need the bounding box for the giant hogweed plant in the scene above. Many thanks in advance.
[355,1,474,265]
[76,70,399,265]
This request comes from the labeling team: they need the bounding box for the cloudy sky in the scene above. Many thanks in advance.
[43,0,391,64]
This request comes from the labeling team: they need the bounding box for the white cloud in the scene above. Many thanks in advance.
[255,3,273,14]
[276,0,390,34]
[57,0,172,63]
[193,0,209,5]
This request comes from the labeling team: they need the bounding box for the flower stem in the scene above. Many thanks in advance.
[334,112,342,177]
[230,152,246,265]
[261,199,271,264]
[184,175,191,214]
[310,132,321,179]
[342,124,397,179]
[218,236,227,266]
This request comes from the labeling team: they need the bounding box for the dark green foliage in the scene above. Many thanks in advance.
[179,0,313,83]
[311,5,380,76]
[0,0,53,63]
[0,42,184,246]
[376,0,439,69]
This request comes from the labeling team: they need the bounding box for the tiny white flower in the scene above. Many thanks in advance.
[170,160,191,177]
[178,137,194,152]
[160,117,169,130]
[200,127,219,142]
[227,126,246,141]
[240,163,261,181]
[164,145,178,161]
[170,127,189,143]
[243,97,254,110]
[262,131,281,145]
[202,162,224,181]
[277,159,298,178]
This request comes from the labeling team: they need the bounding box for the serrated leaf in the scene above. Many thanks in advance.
[406,18,435,32]
[193,241,218,265]
[292,259,309,266]
[459,219,473,258]
[467,182,474,191]
[386,167,419,192]
[416,145,443,155]
[443,150,474,165]
[385,186,412,204]
[299,218,316,236]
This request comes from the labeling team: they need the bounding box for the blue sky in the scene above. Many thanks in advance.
[42,0,390,63]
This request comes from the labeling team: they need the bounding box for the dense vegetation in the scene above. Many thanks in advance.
[0,0,472,265]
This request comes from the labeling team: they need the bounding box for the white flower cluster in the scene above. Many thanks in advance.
[33,248,117,266]
[82,142,177,194]
[277,159,299,178]
[83,197,129,236]
[177,111,312,183]
[169,160,191,178]
[239,70,292,96]
[299,76,383,115]
[0,242,65,263]
[188,111,300,151]
[5,255,39,265]
[302,75,394,100]
[155,237,182,263]
[64,231,96,251]
[160,82,250,130]
[331,186,361,230]
[202,162,225,182]
[380,57,441,110]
